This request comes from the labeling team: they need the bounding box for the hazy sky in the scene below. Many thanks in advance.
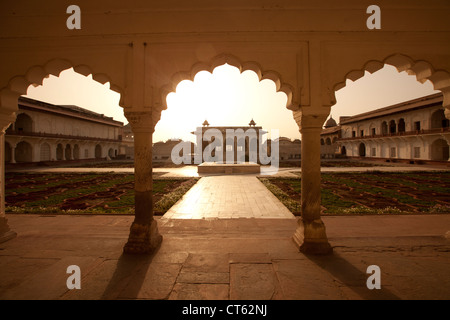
[24,64,438,143]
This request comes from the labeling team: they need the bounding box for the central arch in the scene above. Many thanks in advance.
[148,54,332,255]
[159,54,297,114]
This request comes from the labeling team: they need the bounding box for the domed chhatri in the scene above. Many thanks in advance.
[324,115,337,128]
[249,118,256,127]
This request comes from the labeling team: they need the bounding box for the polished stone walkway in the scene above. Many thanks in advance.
[162,176,295,219]
[1,214,449,300]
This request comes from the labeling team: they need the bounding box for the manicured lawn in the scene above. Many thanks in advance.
[5,173,198,215]
[6,171,449,216]
[259,171,450,215]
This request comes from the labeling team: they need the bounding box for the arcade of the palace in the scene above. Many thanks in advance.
[4,97,125,164]
[321,93,450,163]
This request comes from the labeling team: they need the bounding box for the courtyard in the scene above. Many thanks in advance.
[1,162,449,301]
[1,0,450,306]
[262,171,450,215]
[4,172,198,215]
[4,165,450,217]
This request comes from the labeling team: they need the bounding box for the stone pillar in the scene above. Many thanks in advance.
[32,142,40,163]
[51,143,57,161]
[0,130,17,243]
[10,142,16,164]
[222,129,226,163]
[256,129,260,164]
[444,136,450,161]
[123,111,162,254]
[293,113,332,255]
[233,135,239,163]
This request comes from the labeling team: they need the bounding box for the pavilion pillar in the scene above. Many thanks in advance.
[293,113,332,255]
[0,124,17,243]
[123,111,162,254]
[9,143,16,164]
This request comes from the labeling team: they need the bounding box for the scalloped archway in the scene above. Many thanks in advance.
[0,58,128,245]
[0,58,126,126]
[158,54,296,114]
[332,53,450,118]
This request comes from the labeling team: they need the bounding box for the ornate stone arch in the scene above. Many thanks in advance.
[14,140,33,163]
[40,142,51,162]
[0,58,126,127]
[14,111,34,133]
[158,53,296,117]
[332,53,450,118]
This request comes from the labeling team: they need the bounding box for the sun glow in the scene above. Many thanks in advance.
[332,65,438,122]
[154,64,294,143]
[25,68,125,123]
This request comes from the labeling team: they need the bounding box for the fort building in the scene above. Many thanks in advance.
[192,119,268,164]
[321,93,450,163]
[4,97,124,164]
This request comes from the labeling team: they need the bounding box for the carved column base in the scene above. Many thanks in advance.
[293,218,333,255]
[123,220,162,254]
[0,217,17,244]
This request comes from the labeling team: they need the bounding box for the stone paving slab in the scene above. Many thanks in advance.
[162,176,295,219]
[230,263,282,300]
[169,283,230,300]
[0,214,449,300]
